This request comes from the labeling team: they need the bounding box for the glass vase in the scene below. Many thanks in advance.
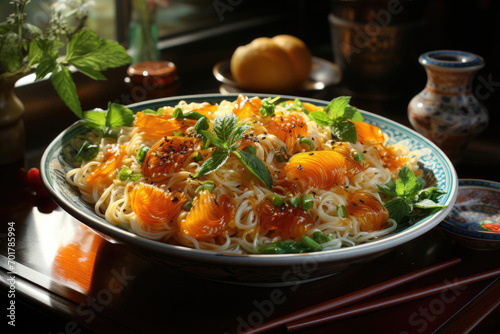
[129,0,160,64]
[408,50,488,162]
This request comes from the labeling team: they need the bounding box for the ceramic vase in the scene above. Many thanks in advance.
[408,50,488,162]
[0,78,25,165]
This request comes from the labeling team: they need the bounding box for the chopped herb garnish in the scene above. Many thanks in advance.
[301,194,315,210]
[195,181,215,194]
[299,138,314,150]
[136,145,150,165]
[272,193,284,207]
[259,96,280,118]
[118,167,141,181]
[353,152,364,162]
[288,195,301,208]
[336,204,347,218]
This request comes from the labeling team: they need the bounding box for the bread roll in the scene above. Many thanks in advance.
[230,35,312,91]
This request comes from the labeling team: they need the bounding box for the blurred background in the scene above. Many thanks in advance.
[5,0,500,177]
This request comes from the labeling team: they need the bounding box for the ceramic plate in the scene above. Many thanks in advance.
[41,94,458,285]
[213,57,342,94]
[439,179,500,250]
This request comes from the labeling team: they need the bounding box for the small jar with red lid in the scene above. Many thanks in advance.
[125,61,180,101]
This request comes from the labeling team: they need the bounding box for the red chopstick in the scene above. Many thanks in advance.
[241,257,461,334]
[287,267,500,332]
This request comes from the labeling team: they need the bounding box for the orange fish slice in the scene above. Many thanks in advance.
[142,136,201,182]
[346,190,389,232]
[259,200,315,239]
[180,190,235,239]
[130,183,186,226]
[86,144,127,186]
[135,112,197,140]
[353,121,385,145]
[266,114,308,149]
[232,95,262,118]
[284,150,347,190]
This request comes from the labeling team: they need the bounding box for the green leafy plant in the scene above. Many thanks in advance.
[378,166,446,224]
[193,113,273,190]
[307,96,363,144]
[0,0,132,118]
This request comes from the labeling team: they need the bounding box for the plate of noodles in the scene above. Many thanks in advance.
[41,93,457,285]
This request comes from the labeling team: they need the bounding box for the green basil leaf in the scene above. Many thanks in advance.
[213,113,237,143]
[395,166,422,199]
[331,120,357,144]
[200,130,226,148]
[106,102,134,128]
[193,148,229,179]
[82,110,107,129]
[377,184,398,198]
[172,107,183,118]
[50,64,82,118]
[242,145,257,155]
[233,150,273,190]
[308,111,333,127]
[66,28,132,72]
[35,54,57,81]
[194,116,210,134]
[418,187,445,203]
[324,96,351,120]
[385,197,412,223]
[71,63,107,81]
[229,122,251,147]
[344,106,364,122]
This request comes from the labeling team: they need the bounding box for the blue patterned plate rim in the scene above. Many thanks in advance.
[439,179,500,240]
[420,50,484,68]
[41,93,458,266]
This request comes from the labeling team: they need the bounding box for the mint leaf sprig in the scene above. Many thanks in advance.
[193,113,273,190]
[82,102,134,138]
[0,1,132,119]
[307,96,363,144]
[378,166,446,224]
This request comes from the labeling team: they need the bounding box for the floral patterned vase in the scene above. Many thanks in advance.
[408,50,488,162]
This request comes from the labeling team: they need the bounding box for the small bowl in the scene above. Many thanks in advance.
[439,179,500,250]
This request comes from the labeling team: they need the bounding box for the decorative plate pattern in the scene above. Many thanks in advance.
[439,179,500,249]
[41,94,458,284]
